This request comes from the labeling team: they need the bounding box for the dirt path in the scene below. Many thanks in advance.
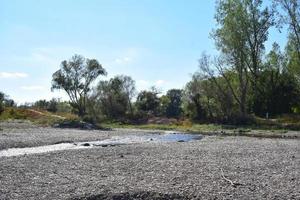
[28,109,66,119]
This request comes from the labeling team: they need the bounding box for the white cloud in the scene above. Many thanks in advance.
[136,80,150,91]
[137,80,150,85]
[0,72,28,79]
[113,48,141,65]
[9,46,91,71]
[115,56,132,64]
[155,80,166,86]
[20,86,45,91]
[136,79,168,92]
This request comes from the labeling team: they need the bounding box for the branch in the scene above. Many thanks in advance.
[215,60,242,105]
[220,168,243,187]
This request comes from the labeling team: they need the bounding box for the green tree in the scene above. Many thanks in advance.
[115,75,136,116]
[56,101,72,113]
[136,88,160,116]
[96,80,127,119]
[34,100,49,110]
[3,96,15,107]
[208,0,274,119]
[275,0,300,60]
[47,98,58,113]
[158,95,170,117]
[92,75,135,120]
[164,89,183,118]
[51,54,106,117]
[275,0,300,81]
[0,92,4,114]
[253,43,300,116]
[183,74,208,120]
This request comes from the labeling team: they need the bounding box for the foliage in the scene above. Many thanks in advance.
[0,92,4,114]
[0,107,77,126]
[33,98,72,113]
[136,88,160,116]
[251,43,300,116]
[275,0,300,59]
[51,54,106,117]
[159,89,183,118]
[165,89,183,118]
[0,92,15,115]
[89,75,136,121]
[182,75,207,121]
[209,0,274,119]
[2,0,300,128]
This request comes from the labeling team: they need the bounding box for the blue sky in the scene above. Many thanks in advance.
[0,0,287,103]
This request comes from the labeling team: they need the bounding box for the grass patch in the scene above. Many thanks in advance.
[102,118,300,139]
[0,108,78,126]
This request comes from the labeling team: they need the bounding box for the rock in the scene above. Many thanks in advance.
[82,143,91,147]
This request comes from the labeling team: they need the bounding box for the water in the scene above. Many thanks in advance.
[0,143,92,157]
[0,132,203,157]
[80,132,202,147]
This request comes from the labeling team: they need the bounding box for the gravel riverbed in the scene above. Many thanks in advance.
[0,121,299,199]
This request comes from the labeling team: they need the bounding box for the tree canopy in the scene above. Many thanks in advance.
[51,54,106,117]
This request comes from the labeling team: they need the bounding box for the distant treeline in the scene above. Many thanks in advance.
[1,0,300,125]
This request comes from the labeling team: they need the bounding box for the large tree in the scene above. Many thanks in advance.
[0,92,4,114]
[116,75,136,116]
[275,0,300,60]
[136,88,160,116]
[51,54,106,117]
[208,0,274,117]
[93,75,136,119]
[183,74,204,120]
[160,89,183,118]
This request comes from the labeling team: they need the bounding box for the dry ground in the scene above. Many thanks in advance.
[0,121,299,199]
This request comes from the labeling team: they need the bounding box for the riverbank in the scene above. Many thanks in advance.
[0,121,299,199]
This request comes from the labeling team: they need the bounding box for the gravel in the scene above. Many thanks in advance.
[0,121,299,199]
[0,121,160,150]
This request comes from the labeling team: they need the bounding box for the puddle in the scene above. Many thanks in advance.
[0,132,202,157]
[79,132,202,147]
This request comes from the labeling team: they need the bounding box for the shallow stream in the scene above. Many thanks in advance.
[0,132,203,157]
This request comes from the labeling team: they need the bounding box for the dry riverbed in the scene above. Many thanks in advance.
[0,121,299,199]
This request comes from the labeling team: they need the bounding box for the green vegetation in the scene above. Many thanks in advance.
[1,0,300,137]
[51,54,106,117]
[102,118,299,138]
[0,107,77,126]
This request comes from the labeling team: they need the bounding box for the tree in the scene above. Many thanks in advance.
[91,75,136,120]
[198,53,242,120]
[0,92,4,114]
[51,54,106,117]
[97,79,128,119]
[274,0,300,81]
[115,75,136,116]
[275,0,300,60]
[34,100,49,110]
[253,43,300,116]
[136,88,160,116]
[158,95,170,117]
[286,36,300,81]
[209,0,274,118]
[164,89,183,118]
[47,98,58,113]
[56,101,72,113]
[33,98,58,112]
[183,74,208,120]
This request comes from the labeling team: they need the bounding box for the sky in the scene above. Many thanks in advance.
[0,0,288,104]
